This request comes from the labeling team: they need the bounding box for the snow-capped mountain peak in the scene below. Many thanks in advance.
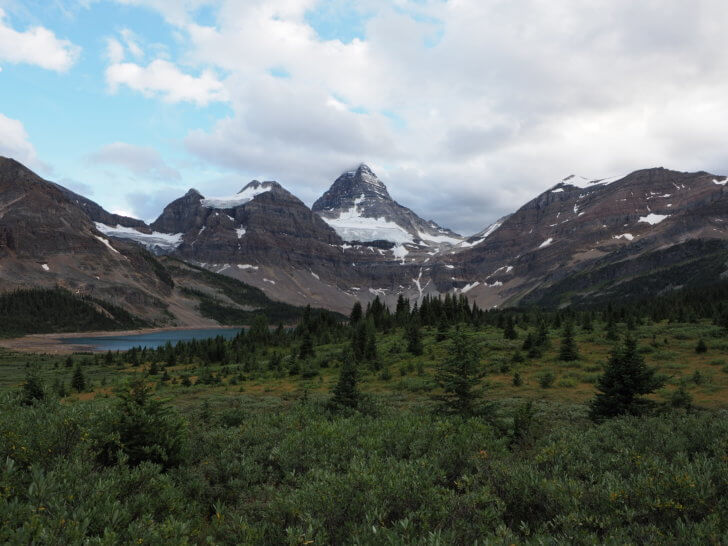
[312,164,462,247]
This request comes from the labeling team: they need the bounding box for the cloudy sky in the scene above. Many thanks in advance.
[1,0,727,234]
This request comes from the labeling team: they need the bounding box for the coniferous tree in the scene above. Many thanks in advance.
[558,322,579,361]
[363,317,377,361]
[436,317,449,342]
[96,379,187,469]
[605,316,619,341]
[589,336,663,421]
[433,328,485,416]
[330,358,359,410]
[695,339,708,353]
[71,364,86,392]
[406,318,424,356]
[299,330,315,359]
[349,301,363,325]
[21,367,45,404]
[503,316,518,340]
[581,313,593,332]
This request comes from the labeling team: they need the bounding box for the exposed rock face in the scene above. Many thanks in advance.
[150,188,205,234]
[313,164,462,248]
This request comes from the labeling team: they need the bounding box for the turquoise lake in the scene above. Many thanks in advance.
[60,328,242,351]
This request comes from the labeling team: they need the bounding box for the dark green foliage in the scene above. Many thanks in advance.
[538,371,555,388]
[330,359,359,410]
[2,382,728,542]
[299,330,315,359]
[0,288,147,337]
[405,318,423,356]
[589,336,664,421]
[94,379,187,469]
[558,322,579,361]
[71,364,86,392]
[503,315,517,339]
[670,384,693,410]
[434,328,485,416]
[20,367,45,404]
[605,316,619,341]
[695,338,708,353]
[512,371,522,387]
[436,317,449,341]
[349,301,363,324]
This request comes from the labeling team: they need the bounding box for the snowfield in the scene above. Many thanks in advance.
[322,202,414,244]
[638,213,670,225]
[201,183,272,209]
[95,222,183,251]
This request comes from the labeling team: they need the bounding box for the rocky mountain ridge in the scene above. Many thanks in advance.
[3,155,728,316]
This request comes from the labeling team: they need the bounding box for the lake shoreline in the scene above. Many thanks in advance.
[0,325,244,354]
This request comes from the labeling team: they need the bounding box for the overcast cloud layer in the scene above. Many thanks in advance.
[1,0,728,234]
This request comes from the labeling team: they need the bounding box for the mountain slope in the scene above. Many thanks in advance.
[445,167,728,307]
[0,157,337,327]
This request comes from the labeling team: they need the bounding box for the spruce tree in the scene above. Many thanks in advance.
[503,316,518,340]
[558,322,579,361]
[363,318,377,361]
[605,316,619,341]
[589,336,663,421]
[299,330,315,359]
[433,328,485,416]
[349,301,363,325]
[71,364,86,392]
[436,317,449,342]
[406,318,424,356]
[330,359,359,410]
[21,367,45,404]
[695,339,708,353]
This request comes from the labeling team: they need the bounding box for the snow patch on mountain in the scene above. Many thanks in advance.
[614,233,634,241]
[94,234,120,254]
[538,238,554,248]
[638,213,670,225]
[559,173,624,190]
[95,222,183,251]
[201,183,272,209]
[322,203,414,244]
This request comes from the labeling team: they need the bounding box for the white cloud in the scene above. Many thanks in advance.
[109,0,728,234]
[0,113,47,171]
[105,37,125,63]
[105,58,228,105]
[0,8,80,72]
[87,142,181,181]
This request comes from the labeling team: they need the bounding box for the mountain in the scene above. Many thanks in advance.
[0,157,338,328]
[312,164,463,250]
[445,167,728,308]
[95,179,375,311]
[4,154,728,321]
